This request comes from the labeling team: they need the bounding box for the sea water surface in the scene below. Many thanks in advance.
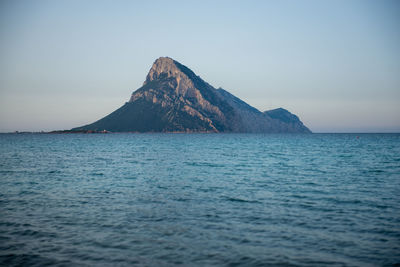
[0,133,399,266]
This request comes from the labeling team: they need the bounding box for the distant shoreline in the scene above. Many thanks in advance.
[1,131,399,134]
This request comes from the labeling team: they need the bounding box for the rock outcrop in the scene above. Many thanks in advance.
[73,57,311,133]
[264,108,311,133]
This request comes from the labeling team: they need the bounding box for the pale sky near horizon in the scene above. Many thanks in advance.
[0,0,399,132]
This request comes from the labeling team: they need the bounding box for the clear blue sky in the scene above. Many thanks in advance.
[1,0,399,132]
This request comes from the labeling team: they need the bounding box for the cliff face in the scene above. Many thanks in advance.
[73,57,311,133]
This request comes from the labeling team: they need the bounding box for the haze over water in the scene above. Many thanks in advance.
[0,133,399,266]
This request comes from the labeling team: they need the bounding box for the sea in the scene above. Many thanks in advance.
[0,133,399,266]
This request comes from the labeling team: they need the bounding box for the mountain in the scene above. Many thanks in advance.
[264,108,311,133]
[73,57,311,133]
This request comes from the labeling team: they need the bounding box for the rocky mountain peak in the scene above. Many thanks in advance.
[73,57,311,133]
[135,57,206,107]
[144,57,183,85]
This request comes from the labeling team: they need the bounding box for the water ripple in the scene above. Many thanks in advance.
[0,133,399,266]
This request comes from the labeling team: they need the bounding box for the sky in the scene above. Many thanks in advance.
[0,0,399,133]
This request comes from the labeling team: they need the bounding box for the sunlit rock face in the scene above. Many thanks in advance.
[73,57,311,133]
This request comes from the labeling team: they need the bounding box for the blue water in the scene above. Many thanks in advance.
[0,133,399,266]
